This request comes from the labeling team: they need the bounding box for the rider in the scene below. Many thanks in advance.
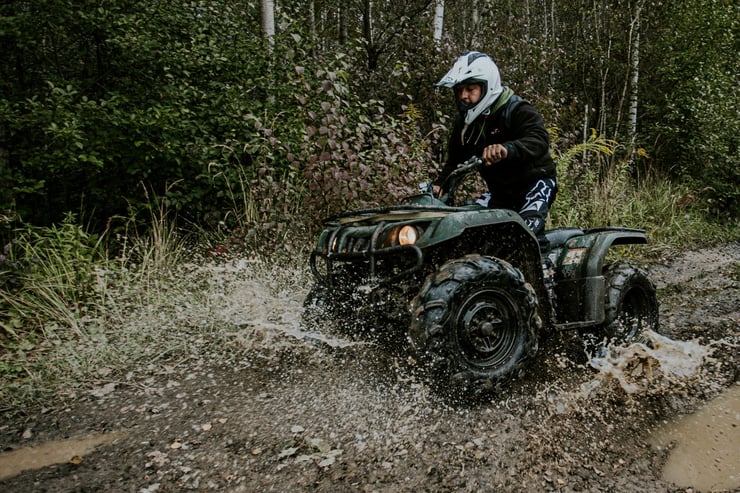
[432,51,557,235]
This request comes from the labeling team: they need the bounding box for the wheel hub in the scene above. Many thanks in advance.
[457,292,515,365]
[479,320,498,337]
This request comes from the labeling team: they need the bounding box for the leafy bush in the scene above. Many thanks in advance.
[641,0,739,217]
[205,50,448,250]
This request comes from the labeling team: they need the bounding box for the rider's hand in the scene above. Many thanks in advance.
[482,144,508,165]
[433,185,442,197]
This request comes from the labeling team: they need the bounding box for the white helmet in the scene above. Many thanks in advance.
[436,51,503,125]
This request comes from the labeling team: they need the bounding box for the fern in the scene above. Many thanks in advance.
[549,129,622,227]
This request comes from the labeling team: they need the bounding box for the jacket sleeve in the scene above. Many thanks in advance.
[502,103,551,162]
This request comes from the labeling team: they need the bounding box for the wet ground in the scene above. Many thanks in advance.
[0,242,738,492]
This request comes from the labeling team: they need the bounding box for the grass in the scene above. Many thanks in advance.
[553,175,738,256]
[550,131,738,256]
[0,213,312,411]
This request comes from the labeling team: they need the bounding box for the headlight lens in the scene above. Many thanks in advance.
[398,225,419,245]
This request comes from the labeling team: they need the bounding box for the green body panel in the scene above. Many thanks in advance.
[421,208,526,246]
[318,203,528,253]
[550,227,648,325]
[555,228,647,280]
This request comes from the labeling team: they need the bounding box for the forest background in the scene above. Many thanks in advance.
[3,0,739,233]
[0,0,738,380]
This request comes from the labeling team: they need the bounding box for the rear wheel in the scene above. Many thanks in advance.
[409,255,540,398]
[600,262,659,344]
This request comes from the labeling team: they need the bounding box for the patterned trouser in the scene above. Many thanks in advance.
[478,178,557,235]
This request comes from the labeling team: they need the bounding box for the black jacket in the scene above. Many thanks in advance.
[435,95,556,207]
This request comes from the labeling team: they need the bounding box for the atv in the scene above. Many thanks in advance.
[304,157,659,396]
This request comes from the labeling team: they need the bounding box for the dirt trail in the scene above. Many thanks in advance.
[0,243,738,492]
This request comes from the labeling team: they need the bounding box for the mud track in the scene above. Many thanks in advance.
[1,243,738,492]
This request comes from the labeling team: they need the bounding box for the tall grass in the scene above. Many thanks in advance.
[0,213,104,338]
[119,184,188,273]
[0,185,315,410]
[0,195,193,407]
[208,149,308,254]
[604,175,737,250]
[549,130,737,251]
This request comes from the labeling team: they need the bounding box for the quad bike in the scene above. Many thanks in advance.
[304,157,659,396]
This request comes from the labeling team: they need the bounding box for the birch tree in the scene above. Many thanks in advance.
[433,0,445,45]
[627,0,643,162]
[261,0,275,45]
[363,0,375,68]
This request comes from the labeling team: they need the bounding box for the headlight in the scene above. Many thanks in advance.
[398,225,419,245]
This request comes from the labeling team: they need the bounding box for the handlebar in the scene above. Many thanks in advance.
[406,156,483,206]
[438,156,483,205]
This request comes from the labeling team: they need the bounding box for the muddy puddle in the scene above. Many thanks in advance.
[0,431,128,480]
[586,331,738,490]
[650,383,740,491]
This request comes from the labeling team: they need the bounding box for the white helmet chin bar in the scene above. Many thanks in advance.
[436,51,503,125]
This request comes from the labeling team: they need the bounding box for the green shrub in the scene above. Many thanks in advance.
[206,52,446,251]
[0,213,104,337]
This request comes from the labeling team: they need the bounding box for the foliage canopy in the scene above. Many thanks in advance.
[0,0,737,237]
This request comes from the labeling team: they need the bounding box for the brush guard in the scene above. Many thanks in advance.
[309,220,425,288]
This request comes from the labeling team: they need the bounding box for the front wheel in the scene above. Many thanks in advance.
[302,282,333,331]
[409,255,540,398]
[601,262,659,343]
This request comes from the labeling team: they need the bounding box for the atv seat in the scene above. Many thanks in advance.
[543,228,584,248]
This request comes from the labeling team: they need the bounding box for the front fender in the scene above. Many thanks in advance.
[420,208,526,247]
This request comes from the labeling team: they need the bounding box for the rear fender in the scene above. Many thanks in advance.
[553,227,647,325]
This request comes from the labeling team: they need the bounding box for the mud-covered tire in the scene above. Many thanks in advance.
[601,262,659,343]
[409,254,540,397]
[302,278,370,339]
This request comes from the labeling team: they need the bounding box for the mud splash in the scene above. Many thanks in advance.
[650,384,740,491]
[0,431,128,480]
[587,330,711,395]
[543,330,715,416]
[210,258,359,348]
[583,331,738,490]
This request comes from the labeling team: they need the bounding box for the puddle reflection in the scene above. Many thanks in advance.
[0,430,127,480]
[651,384,739,491]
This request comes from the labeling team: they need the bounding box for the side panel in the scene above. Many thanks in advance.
[552,228,647,326]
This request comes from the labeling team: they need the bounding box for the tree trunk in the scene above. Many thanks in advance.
[308,1,316,51]
[433,0,445,46]
[363,0,373,47]
[363,0,378,70]
[261,0,275,46]
[627,0,643,163]
[339,4,347,45]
